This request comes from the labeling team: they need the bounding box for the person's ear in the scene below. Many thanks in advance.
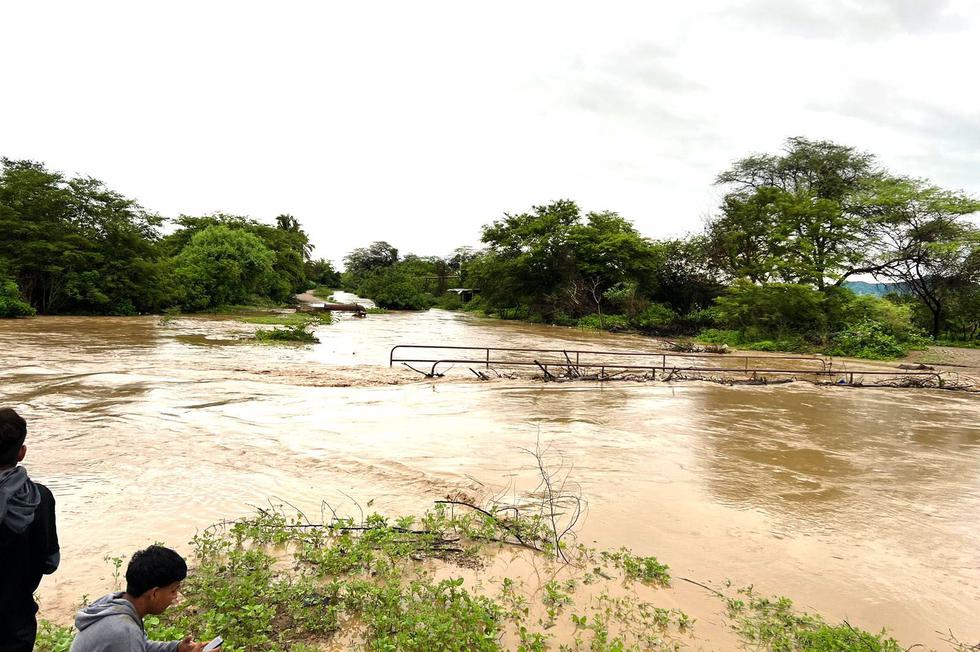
[17,445,26,463]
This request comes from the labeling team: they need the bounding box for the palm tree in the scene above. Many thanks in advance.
[275,214,313,260]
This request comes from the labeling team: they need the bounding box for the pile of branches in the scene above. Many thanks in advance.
[439,438,586,562]
[862,372,978,392]
[661,340,731,354]
[532,363,797,386]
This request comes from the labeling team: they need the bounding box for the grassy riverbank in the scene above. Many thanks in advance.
[35,498,939,652]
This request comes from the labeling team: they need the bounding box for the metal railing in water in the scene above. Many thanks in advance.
[388,344,945,385]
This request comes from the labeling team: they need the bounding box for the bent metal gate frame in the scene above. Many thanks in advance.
[389,344,945,386]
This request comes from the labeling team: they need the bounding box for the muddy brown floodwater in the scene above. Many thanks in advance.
[1,306,978,649]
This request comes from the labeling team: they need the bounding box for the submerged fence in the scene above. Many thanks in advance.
[389,344,946,386]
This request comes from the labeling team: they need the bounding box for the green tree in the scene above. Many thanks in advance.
[944,282,980,341]
[709,137,881,289]
[0,275,34,317]
[275,213,313,260]
[164,213,311,297]
[0,158,163,314]
[305,258,341,287]
[473,200,668,320]
[344,241,399,277]
[356,265,434,310]
[863,178,980,337]
[646,237,722,315]
[171,225,279,310]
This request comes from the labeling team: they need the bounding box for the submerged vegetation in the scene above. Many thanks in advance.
[724,586,904,652]
[252,316,325,343]
[31,445,956,651]
[34,498,934,652]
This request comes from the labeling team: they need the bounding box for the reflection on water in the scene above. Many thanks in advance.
[0,310,978,647]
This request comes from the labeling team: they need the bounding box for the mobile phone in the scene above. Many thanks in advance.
[202,636,223,651]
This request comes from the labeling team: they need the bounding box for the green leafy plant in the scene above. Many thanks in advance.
[827,319,907,360]
[33,621,74,652]
[725,586,903,652]
[253,322,320,343]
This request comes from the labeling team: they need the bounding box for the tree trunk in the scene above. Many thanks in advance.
[931,308,942,339]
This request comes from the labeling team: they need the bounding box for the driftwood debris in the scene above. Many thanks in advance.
[297,302,367,315]
[897,363,935,370]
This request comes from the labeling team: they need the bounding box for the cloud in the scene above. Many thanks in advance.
[560,42,710,141]
[812,81,980,155]
[730,0,966,39]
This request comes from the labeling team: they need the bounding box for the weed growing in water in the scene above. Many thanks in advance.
[724,585,903,652]
[253,316,324,344]
[34,497,926,652]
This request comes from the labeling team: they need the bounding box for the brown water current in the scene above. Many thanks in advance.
[1,308,978,648]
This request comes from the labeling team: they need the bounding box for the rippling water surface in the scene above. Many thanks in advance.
[1,306,978,647]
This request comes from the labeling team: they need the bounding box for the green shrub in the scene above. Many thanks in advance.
[679,307,717,331]
[840,295,922,342]
[356,267,434,310]
[0,278,35,317]
[34,621,74,652]
[696,329,744,346]
[461,295,487,313]
[726,587,903,652]
[827,319,907,359]
[433,293,464,310]
[550,310,578,327]
[254,323,320,343]
[714,281,828,337]
[742,336,809,353]
[631,303,677,332]
[577,313,630,331]
[495,306,530,321]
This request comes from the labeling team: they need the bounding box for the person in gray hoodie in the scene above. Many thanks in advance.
[0,407,60,652]
[70,546,209,652]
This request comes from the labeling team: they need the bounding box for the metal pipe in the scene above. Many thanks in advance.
[390,344,830,369]
[423,358,942,383]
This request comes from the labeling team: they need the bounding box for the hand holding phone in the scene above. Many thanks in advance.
[202,636,223,651]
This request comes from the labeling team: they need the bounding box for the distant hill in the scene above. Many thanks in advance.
[843,280,908,296]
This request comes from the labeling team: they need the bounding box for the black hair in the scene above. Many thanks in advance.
[125,545,188,597]
[0,407,27,467]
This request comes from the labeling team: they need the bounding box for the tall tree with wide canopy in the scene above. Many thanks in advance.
[860,177,980,337]
[343,241,399,276]
[0,158,163,313]
[708,137,881,289]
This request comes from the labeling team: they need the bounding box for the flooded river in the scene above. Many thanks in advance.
[1,306,978,648]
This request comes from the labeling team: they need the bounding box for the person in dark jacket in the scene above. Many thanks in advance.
[0,407,60,652]
[70,546,208,652]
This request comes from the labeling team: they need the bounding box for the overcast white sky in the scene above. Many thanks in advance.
[2,0,978,265]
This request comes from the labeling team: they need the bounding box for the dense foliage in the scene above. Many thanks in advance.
[705,139,980,339]
[3,141,978,357]
[0,159,328,314]
[339,139,978,356]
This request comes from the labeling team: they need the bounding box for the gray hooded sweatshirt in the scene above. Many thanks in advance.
[0,466,41,533]
[70,593,179,652]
